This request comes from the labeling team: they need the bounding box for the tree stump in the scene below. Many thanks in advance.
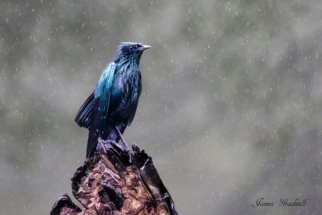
[50,139,178,215]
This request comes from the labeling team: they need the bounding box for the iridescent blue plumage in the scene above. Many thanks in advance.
[75,42,150,157]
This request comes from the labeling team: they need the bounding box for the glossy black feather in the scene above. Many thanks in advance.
[75,92,95,128]
[75,42,150,158]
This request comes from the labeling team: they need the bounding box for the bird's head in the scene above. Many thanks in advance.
[113,42,151,63]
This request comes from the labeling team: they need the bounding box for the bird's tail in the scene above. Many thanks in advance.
[86,130,99,158]
[86,113,102,158]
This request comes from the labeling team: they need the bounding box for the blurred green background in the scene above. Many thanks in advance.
[1,0,322,214]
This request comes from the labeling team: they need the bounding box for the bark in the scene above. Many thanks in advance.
[50,139,178,215]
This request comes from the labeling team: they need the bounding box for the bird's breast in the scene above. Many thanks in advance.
[111,70,140,102]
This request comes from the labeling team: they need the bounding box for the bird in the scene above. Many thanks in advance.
[75,42,150,158]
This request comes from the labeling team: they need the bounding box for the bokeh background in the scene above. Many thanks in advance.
[1,0,322,214]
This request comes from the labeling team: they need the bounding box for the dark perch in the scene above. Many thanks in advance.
[50,139,178,215]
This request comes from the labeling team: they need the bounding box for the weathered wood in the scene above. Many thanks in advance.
[50,139,178,215]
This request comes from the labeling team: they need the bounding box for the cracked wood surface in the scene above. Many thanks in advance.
[50,139,178,215]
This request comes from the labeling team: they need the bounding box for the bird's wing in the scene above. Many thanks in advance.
[92,62,117,129]
[75,92,96,128]
[74,62,117,129]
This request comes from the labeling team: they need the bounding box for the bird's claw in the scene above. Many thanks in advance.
[98,138,108,154]
[98,137,120,154]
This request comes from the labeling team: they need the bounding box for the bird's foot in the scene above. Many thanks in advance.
[98,137,120,151]
[97,137,108,154]
[99,136,133,164]
[115,127,130,152]
[114,127,133,163]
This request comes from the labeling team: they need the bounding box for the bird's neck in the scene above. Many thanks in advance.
[117,56,140,70]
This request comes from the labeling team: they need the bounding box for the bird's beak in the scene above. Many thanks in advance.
[142,45,151,50]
